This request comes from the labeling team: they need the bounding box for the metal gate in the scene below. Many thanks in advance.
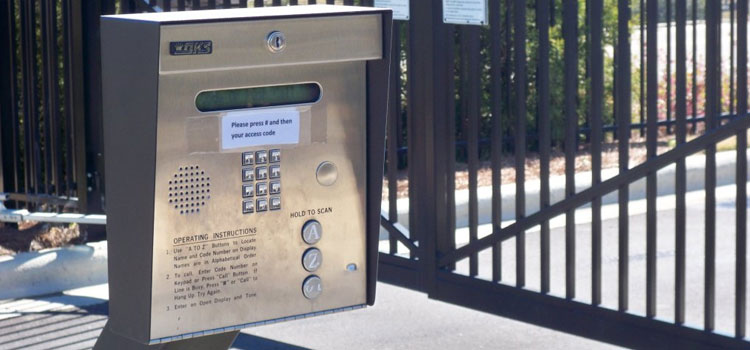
[378,1,750,349]
[380,0,750,349]
[3,0,750,349]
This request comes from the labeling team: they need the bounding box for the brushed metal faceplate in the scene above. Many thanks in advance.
[148,21,372,340]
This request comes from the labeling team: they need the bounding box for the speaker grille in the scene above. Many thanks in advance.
[167,165,210,215]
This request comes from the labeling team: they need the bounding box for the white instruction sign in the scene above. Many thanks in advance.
[374,0,410,21]
[221,108,300,149]
[442,0,488,26]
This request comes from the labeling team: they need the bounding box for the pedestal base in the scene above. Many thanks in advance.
[93,321,239,350]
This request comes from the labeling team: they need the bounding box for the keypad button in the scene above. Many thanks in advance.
[242,168,254,182]
[256,182,268,196]
[270,165,281,179]
[269,181,281,195]
[302,275,322,300]
[242,152,254,166]
[242,200,254,214]
[301,220,322,245]
[270,196,281,210]
[243,184,254,198]
[270,149,281,163]
[256,198,268,212]
[302,248,322,272]
[255,150,268,164]
[256,166,268,180]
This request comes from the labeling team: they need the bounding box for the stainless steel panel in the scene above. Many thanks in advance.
[105,5,382,24]
[149,59,368,340]
[159,14,382,73]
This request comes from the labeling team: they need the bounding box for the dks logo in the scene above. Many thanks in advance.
[169,40,213,56]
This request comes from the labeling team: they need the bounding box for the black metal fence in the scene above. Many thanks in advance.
[2,0,750,349]
[0,0,88,212]
[379,1,750,349]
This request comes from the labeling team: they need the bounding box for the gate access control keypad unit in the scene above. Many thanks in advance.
[101,5,392,345]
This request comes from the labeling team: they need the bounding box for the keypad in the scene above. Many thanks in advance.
[300,220,323,299]
[242,149,280,214]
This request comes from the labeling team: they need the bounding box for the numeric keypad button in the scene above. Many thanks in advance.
[270,149,281,163]
[242,152,254,166]
[242,168,254,182]
[255,150,268,164]
[270,165,280,179]
[270,196,281,210]
[256,198,268,212]
[270,181,281,195]
[256,182,268,196]
[242,200,254,214]
[242,184,254,198]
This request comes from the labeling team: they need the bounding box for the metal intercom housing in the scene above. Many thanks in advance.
[101,6,391,345]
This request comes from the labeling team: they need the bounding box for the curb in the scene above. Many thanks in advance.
[0,241,108,300]
[383,149,750,229]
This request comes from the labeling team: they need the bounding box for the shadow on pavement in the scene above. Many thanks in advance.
[0,299,308,350]
[232,333,310,350]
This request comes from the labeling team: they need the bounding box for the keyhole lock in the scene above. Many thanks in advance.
[266,31,286,53]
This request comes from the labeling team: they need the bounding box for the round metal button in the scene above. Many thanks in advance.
[302,275,322,300]
[301,220,322,245]
[302,248,322,272]
[316,161,338,186]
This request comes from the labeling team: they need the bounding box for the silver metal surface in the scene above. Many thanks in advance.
[146,14,376,341]
[302,220,323,245]
[302,275,323,300]
[158,13,382,73]
[316,161,338,186]
[148,304,366,345]
[302,248,323,272]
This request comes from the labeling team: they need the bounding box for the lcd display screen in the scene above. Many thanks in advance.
[196,83,321,112]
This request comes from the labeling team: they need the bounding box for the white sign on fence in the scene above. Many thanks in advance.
[442,0,488,26]
[374,0,410,21]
